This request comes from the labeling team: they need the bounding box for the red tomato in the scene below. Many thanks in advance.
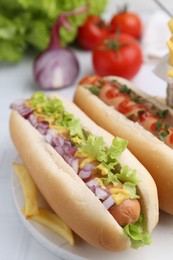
[77,16,110,50]
[110,11,142,39]
[92,33,143,79]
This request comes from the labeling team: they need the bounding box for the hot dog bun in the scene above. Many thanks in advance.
[74,75,173,215]
[9,93,158,251]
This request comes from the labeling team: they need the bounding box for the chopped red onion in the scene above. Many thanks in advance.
[52,134,65,147]
[28,114,38,128]
[36,121,49,135]
[68,146,77,156]
[45,129,57,145]
[63,154,79,172]
[90,185,97,194]
[39,121,49,129]
[71,158,79,173]
[55,145,65,157]
[47,128,57,136]
[10,101,33,119]
[10,100,25,111]
[20,107,33,119]
[102,195,115,210]
[86,178,100,189]
[95,186,110,200]
[63,140,72,153]
[63,154,74,165]
[37,126,48,135]
[78,169,92,180]
[83,163,95,171]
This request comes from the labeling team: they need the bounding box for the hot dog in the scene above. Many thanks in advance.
[74,74,173,215]
[9,92,158,251]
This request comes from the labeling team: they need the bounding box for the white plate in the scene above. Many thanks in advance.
[11,157,173,260]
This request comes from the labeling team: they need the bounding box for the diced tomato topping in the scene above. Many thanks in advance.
[169,131,173,144]
[106,87,122,99]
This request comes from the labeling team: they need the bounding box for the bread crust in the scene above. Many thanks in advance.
[74,76,173,215]
[9,94,158,251]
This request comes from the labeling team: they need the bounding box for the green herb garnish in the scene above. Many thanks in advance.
[156,109,169,119]
[89,86,100,95]
[159,123,170,141]
[156,119,163,132]
[119,85,131,94]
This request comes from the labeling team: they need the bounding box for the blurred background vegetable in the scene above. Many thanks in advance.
[0,0,107,62]
[33,7,88,89]
[92,33,143,79]
[77,15,110,50]
[110,6,143,39]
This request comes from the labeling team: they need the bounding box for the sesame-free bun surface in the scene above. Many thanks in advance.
[74,76,173,215]
[9,93,158,251]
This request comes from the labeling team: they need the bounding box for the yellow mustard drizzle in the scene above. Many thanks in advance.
[71,136,82,145]
[79,156,96,168]
[95,177,106,189]
[95,177,131,205]
[96,164,109,176]
[110,188,131,205]
[49,124,69,135]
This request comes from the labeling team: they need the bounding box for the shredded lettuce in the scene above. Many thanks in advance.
[0,0,107,62]
[66,118,85,140]
[30,92,85,139]
[105,137,128,164]
[116,165,140,185]
[78,135,106,160]
[124,215,152,249]
[123,182,140,199]
[78,135,128,165]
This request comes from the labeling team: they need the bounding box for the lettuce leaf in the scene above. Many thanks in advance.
[123,182,140,199]
[30,92,85,140]
[106,137,128,164]
[66,118,85,140]
[78,135,106,161]
[124,215,152,249]
[116,165,140,185]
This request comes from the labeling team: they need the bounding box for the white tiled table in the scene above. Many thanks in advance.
[1,8,173,260]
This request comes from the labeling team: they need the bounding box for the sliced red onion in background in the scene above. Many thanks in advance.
[102,195,115,210]
[33,6,89,90]
[95,186,110,200]
[34,48,79,90]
